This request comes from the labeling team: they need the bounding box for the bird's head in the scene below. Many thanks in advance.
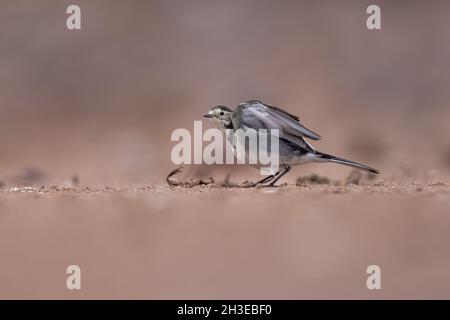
[203,105,233,128]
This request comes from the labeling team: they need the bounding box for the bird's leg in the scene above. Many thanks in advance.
[264,165,291,187]
[254,173,278,186]
[241,170,279,188]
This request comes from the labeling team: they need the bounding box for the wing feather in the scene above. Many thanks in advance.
[232,101,321,143]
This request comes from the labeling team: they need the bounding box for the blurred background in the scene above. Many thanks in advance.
[1,0,450,187]
[1,0,450,300]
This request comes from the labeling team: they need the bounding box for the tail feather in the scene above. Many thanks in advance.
[315,152,380,174]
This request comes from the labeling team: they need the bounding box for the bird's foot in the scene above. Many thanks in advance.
[257,182,288,188]
[240,180,258,188]
[257,183,280,188]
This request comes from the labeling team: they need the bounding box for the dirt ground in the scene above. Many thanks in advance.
[1,178,449,299]
[1,0,450,299]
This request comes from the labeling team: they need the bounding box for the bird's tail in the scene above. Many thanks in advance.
[314,152,380,174]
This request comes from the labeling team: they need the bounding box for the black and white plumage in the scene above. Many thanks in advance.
[204,100,379,187]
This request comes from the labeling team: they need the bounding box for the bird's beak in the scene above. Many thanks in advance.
[203,114,213,118]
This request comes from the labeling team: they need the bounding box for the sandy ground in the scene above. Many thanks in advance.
[1,179,449,299]
[1,0,450,300]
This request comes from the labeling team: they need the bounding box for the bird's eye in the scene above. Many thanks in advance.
[220,112,224,116]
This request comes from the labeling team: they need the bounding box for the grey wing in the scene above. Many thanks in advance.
[264,102,321,140]
[233,101,321,140]
[232,103,317,152]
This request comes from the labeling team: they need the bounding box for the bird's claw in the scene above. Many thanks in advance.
[240,180,257,188]
[256,183,280,188]
[257,181,288,188]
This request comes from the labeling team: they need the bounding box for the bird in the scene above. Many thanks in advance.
[203,100,379,187]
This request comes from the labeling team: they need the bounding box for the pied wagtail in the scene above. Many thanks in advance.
[203,100,379,187]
